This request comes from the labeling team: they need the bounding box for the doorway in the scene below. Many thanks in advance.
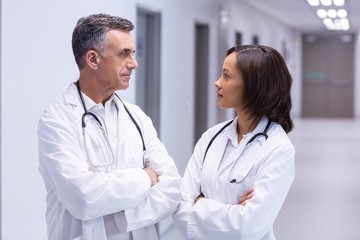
[302,34,354,118]
[194,23,209,144]
[136,9,161,133]
[235,32,242,46]
[252,35,259,45]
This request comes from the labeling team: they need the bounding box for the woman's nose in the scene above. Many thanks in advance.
[214,80,222,88]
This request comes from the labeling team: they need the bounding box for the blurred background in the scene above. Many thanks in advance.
[1,0,360,239]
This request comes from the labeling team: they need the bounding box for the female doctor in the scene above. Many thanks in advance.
[173,45,295,240]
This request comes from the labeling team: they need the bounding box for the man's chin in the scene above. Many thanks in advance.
[117,79,130,90]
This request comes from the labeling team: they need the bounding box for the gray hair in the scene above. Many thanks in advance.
[72,13,134,69]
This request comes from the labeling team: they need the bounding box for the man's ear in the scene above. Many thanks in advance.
[85,50,100,70]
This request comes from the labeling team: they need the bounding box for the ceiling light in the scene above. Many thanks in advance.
[320,0,332,6]
[307,0,320,6]
[343,25,350,30]
[334,21,342,30]
[333,0,345,6]
[307,0,350,31]
[317,9,327,18]
[337,9,347,18]
[333,19,349,30]
[327,9,337,18]
[342,23,350,30]
[340,18,349,26]
[323,18,333,26]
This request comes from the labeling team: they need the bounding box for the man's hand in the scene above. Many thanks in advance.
[194,193,205,204]
[143,167,159,186]
[239,187,254,206]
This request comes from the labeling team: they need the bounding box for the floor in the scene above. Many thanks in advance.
[161,118,360,240]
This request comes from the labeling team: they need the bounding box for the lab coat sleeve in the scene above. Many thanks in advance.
[122,105,182,231]
[172,129,213,239]
[174,132,295,239]
[38,101,152,221]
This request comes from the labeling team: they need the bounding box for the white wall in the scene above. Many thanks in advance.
[0,1,138,239]
[1,0,304,239]
[225,0,303,118]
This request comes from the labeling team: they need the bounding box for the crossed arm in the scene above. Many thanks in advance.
[194,188,254,206]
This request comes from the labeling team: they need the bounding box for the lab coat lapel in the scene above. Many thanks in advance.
[201,125,230,195]
[227,143,256,182]
[63,83,84,121]
[229,117,269,182]
[203,119,239,173]
[113,97,144,169]
[113,97,127,169]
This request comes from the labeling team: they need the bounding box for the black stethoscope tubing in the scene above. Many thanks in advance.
[203,118,272,163]
[75,81,146,152]
[199,118,272,189]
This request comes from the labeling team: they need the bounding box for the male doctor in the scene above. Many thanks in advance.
[38,13,181,240]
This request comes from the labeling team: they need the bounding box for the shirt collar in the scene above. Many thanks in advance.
[64,83,119,111]
[227,116,270,146]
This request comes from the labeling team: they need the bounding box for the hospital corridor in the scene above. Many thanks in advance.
[162,118,360,240]
[2,0,360,239]
[274,118,360,239]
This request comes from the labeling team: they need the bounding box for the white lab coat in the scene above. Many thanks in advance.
[38,83,181,240]
[173,117,295,240]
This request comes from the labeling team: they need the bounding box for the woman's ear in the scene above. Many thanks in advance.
[85,50,100,70]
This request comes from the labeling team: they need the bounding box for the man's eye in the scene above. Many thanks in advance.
[118,50,131,58]
[121,52,130,57]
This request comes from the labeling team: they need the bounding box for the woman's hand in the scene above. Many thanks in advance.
[194,188,254,205]
[239,187,254,206]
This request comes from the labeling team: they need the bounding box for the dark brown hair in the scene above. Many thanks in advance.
[227,45,294,133]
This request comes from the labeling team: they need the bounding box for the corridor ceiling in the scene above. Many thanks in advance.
[243,0,360,33]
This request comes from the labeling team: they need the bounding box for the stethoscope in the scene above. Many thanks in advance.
[202,118,272,183]
[75,81,148,169]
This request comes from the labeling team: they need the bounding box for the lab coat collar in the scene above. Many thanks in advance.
[227,116,270,147]
[64,83,119,110]
[249,116,271,144]
[112,92,125,111]
[63,83,81,107]
[251,116,270,132]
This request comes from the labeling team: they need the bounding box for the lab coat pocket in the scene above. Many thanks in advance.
[228,153,257,184]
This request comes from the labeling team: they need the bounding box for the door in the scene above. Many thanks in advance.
[235,32,242,46]
[302,34,354,118]
[136,9,161,133]
[194,23,209,144]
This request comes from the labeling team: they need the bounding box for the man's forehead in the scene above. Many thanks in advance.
[106,30,135,50]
